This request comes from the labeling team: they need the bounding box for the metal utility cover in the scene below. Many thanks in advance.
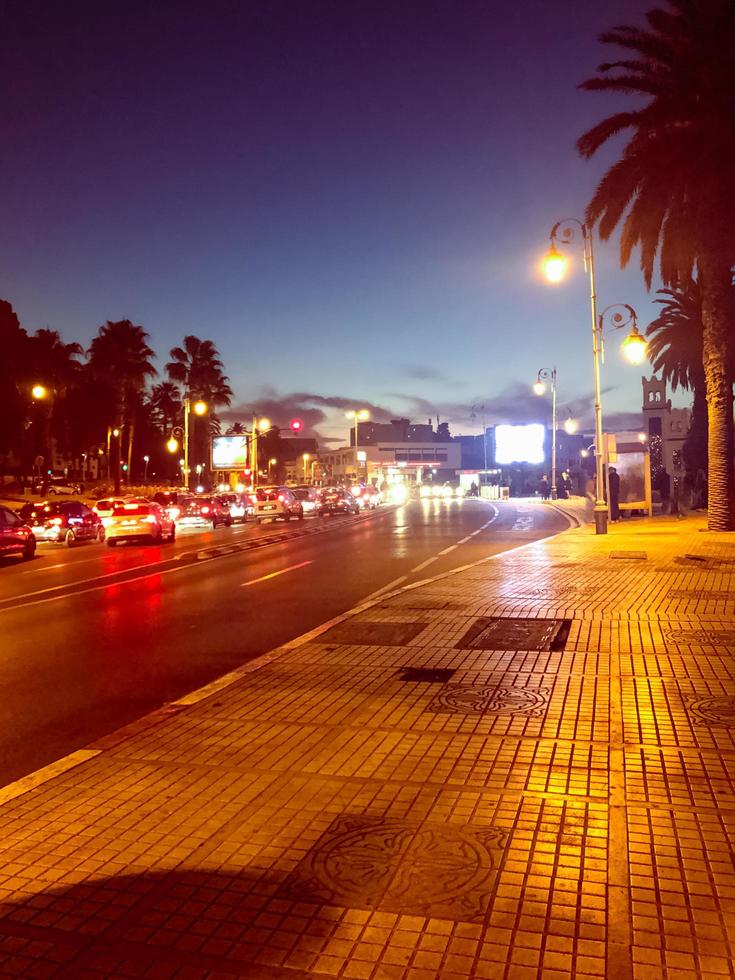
[609,551,647,560]
[318,621,428,646]
[399,667,457,683]
[456,617,569,651]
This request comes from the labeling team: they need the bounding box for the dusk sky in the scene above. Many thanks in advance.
[1,0,678,444]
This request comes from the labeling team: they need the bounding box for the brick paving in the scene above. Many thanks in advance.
[1,513,735,978]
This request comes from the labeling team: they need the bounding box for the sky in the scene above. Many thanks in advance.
[1,0,683,445]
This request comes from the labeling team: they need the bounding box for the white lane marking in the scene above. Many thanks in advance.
[240,561,312,587]
[407,504,499,574]
[0,749,101,807]
[3,556,180,603]
[411,556,439,572]
[361,575,409,603]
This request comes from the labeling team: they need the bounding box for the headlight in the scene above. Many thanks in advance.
[389,485,408,504]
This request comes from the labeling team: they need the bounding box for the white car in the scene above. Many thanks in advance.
[106,501,176,546]
[292,487,320,515]
[251,486,304,523]
[218,492,251,523]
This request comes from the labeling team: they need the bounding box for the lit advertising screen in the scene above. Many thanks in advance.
[212,435,249,469]
[494,424,545,465]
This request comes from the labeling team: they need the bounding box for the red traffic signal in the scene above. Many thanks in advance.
[290,418,304,432]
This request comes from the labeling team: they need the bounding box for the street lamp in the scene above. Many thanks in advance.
[249,417,272,489]
[302,452,311,480]
[143,455,150,483]
[166,436,179,454]
[31,384,48,401]
[182,396,208,490]
[533,367,558,499]
[346,409,370,480]
[563,416,579,435]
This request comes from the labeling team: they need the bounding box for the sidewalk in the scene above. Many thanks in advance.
[1,513,735,979]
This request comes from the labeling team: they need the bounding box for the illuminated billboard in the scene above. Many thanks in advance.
[494,424,545,465]
[212,435,249,469]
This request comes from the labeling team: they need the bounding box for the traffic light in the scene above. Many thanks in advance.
[243,467,251,477]
[290,418,304,433]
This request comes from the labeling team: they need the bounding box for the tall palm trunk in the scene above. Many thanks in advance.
[700,255,735,531]
[126,421,135,485]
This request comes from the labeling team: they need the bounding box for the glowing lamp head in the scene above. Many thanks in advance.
[112,428,121,438]
[532,380,546,396]
[638,432,647,443]
[564,418,579,435]
[166,437,179,454]
[302,452,310,461]
[622,325,648,364]
[542,245,568,283]
[31,384,47,400]
[258,417,271,432]
[192,400,208,416]
[143,455,150,463]
[580,449,589,458]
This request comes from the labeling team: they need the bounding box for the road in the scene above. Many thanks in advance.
[0,498,568,785]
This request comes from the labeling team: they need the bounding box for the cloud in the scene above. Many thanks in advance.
[400,363,455,383]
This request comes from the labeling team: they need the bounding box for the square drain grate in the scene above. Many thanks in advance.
[456,617,571,651]
[318,620,428,647]
[399,667,457,683]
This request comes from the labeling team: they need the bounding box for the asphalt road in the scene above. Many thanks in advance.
[0,498,568,785]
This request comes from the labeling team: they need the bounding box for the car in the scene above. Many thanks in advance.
[218,492,251,524]
[106,501,176,546]
[177,495,232,529]
[19,500,104,546]
[292,486,320,515]
[94,496,149,527]
[318,487,361,517]
[0,505,36,561]
[152,490,192,522]
[350,484,380,510]
[32,475,84,495]
[251,486,304,523]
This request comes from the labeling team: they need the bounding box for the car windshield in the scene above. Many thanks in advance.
[254,488,280,502]
[293,490,310,500]
[20,503,62,520]
[112,503,152,517]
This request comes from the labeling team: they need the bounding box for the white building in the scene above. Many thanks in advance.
[320,441,461,485]
[641,375,690,477]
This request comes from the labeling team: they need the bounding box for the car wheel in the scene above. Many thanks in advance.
[225,516,232,527]
[152,526,163,544]
[48,488,57,495]
[96,526,105,543]
[107,538,118,547]
[283,513,291,522]
[297,508,304,521]
[168,524,176,542]
[65,529,76,547]
[22,538,36,561]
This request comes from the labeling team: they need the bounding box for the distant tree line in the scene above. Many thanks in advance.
[0,298,232,490]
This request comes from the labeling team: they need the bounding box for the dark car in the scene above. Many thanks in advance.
[218,492,251,523]
[0,505,36,561]
[31,475,84,495]
[177,495,232,529]
[152,490,191,521]
[19,501,104,546]
[318,487,361,517]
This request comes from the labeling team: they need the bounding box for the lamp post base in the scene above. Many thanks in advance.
[594,506,608,535]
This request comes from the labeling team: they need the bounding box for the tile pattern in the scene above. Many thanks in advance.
[0,512,735,977]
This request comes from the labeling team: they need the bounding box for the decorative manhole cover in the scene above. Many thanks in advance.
[500,586,596,600]
[318,621,428,646]
[277,815,506,921]
[609,551,647,560]
[665,629,735,645]
[456,617,570,651]
[399,667,456,683]
[688,696,735,726]
[428,685,549,716]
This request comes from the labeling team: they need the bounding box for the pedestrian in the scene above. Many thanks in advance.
[540,475,550,500]
[469,480,478,497]
[608,466,620,522]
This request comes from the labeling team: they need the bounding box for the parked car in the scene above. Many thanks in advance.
[19,501,104,546]
[251,486,304,523]
[31,475,84,495]
[318,487,361,517]
[106,501,176,546]
[292,486,320,515]
[177,495,232,529]
[218,492,251,524]
[0,505,35,561]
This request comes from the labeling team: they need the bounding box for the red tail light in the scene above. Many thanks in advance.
[278,494,285,502]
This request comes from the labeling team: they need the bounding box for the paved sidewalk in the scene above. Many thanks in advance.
[1,513,735,979]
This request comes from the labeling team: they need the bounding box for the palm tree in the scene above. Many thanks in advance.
[148,382,182,436]
[88,320,157,490]
[166,336,232,478]
[27,329,84,476]
[646,279,708,483]
[165,336,232,408]
[577,0,735,530]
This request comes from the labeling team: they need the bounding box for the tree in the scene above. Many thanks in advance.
[166,336,232,478]
[646,279,708,484]
[0,300,29,462]
[88,320,157,490]
[148,382,182,436]
[577,0,735,530]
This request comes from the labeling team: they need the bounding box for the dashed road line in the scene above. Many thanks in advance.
[241,560,312,587]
